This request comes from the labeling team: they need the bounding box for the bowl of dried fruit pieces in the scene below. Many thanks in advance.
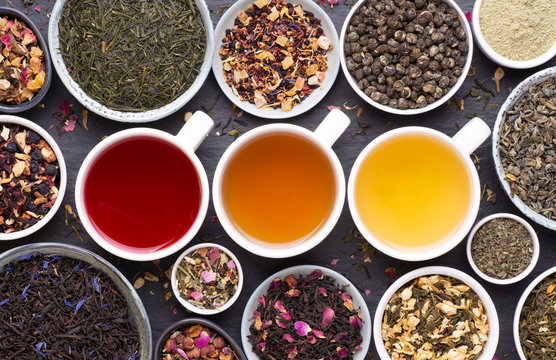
[0,115,66,240]
[171,243,243,315]
[492,66,556,231]
[0,7,51,113]
[340,0,473,115]
[213,0,340,119]
[156,318,247,360]
[374,266,499,360]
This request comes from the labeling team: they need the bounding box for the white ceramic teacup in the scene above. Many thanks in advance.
[348,118,491,261]
[75,111,214,261]
[212,109,350,258]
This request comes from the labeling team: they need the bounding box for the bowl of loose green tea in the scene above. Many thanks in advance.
[171,243,243,315]
[467,213,539,285]
[472,0,556,69]
[48,0,214,122]
[0,242,152,359]
[0,7,52,113]
[374,266,499,360]
[241,265,371,360]
[493,67,556,231]
[513,266,556,360]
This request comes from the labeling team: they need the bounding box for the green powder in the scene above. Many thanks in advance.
[479,0,556,61]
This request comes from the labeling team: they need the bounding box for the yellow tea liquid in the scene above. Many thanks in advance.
[354,134,472,248]
[222,133,336,244]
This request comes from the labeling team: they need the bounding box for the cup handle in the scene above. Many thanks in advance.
[176,111,214,152]
[313,109,351,147]
[452,117,491,155]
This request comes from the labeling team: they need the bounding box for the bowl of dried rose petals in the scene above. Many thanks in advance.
[0,115,66,240]
[156,318,247,360]
[213,0,340,119]
[374,266,499,360]
[0,7,51,113]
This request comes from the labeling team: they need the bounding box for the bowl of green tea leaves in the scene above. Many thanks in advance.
[48,0,214,122]
[467,213,539,285]
[513,266,556,360]
[493,66,556,231]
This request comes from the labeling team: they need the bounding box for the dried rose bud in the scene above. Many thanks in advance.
[200,344,216,357]
[187,347,201,359]
[183,336,195,350]
[213,336,226,349]
[188,324,203,338]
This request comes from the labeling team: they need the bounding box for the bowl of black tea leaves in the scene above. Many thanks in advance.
[241,265,371,360]
[48,0,214,122]
[513,266,556,360]
[493,66,556,231]
[466,213,539,285]
[0,242,151,359]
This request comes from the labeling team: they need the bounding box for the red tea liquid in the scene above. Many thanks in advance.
[83,137,202,252]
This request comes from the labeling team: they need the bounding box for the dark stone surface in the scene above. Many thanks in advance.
[0,1,554,359]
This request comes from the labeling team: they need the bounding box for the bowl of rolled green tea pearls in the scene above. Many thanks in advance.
[48,0,214,123]
[466,213,540,285]
[340,0,473,115]
[472,0,556,69]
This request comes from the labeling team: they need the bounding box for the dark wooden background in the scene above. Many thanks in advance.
[0,0,554,359]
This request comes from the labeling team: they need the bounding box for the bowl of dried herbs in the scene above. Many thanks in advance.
[0,7,51,113]
[513,266,556,360]
[0,115,66,240]
[171,243,243,315]
[466,213,539,285]
[374,266,499,360]
[493,66,556,231]
[48,0,214,123]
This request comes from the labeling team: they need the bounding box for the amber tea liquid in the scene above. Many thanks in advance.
[221,133,336,244]
[354,134,472,248]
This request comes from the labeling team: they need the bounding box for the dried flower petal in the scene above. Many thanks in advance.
[283,334,294,343]
[257,342,266,352]
[330,259,339,265]
[258,296,265,307]
[227,260,236,270]
[313,329,326,339]
[189,290,203,302]
[274,300,287,313]
[195,330,211,348]
[285,289,300,297]
[337,347,348,359]
[341,293,353,311]
[254,311,263,330]
[269,278,282,290]
[294,321,312,336]
[287,345,298,359]
[349,315,362,329]
[207,247,220,264]
[385,267,397,279]
[201,271,217,284]
[321,308,335,329]
[176,348,189,359]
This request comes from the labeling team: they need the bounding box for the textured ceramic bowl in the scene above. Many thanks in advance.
[48,0,214,123]
[492,66,556,231]
[513,266,556,360]
[466,213,540,285]
[340,0,473,115]
[212,0,340,119]
[241,265,371,360]
[0,242,152,359]
[0,7,52,113]
[472,0,556,69]
[374,266,499,360]
[0,115,66,240]
[155,318,247,360]
[171,242,243,315]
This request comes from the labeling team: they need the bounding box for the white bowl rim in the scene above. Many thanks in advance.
[373,266,499,360]
[466,213,540,285]
[491,66,556,231]
[212,124,346,258]
[340,0,474,115]
[240,265,372,360]
[212,0,340,119]
[170,242,244,315]
[347,126,482,262]
[512,266,556,360]
[471,0,556,69]
[48,0,215,123]
[0,115,67,241]
[74,128,210,261]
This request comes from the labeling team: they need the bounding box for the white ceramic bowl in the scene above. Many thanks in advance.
[0,242,152,359]
[466,213,540,285]
[212,0,340,119]
[472,0,556,69]
[0,115,67,241]
[374,266,499,360]
[340,0,473,115]
[48,0,214,123]
[513,266,556,360]
[241,265,371,360]
[492,66,556,231]
[171,242,244,315]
